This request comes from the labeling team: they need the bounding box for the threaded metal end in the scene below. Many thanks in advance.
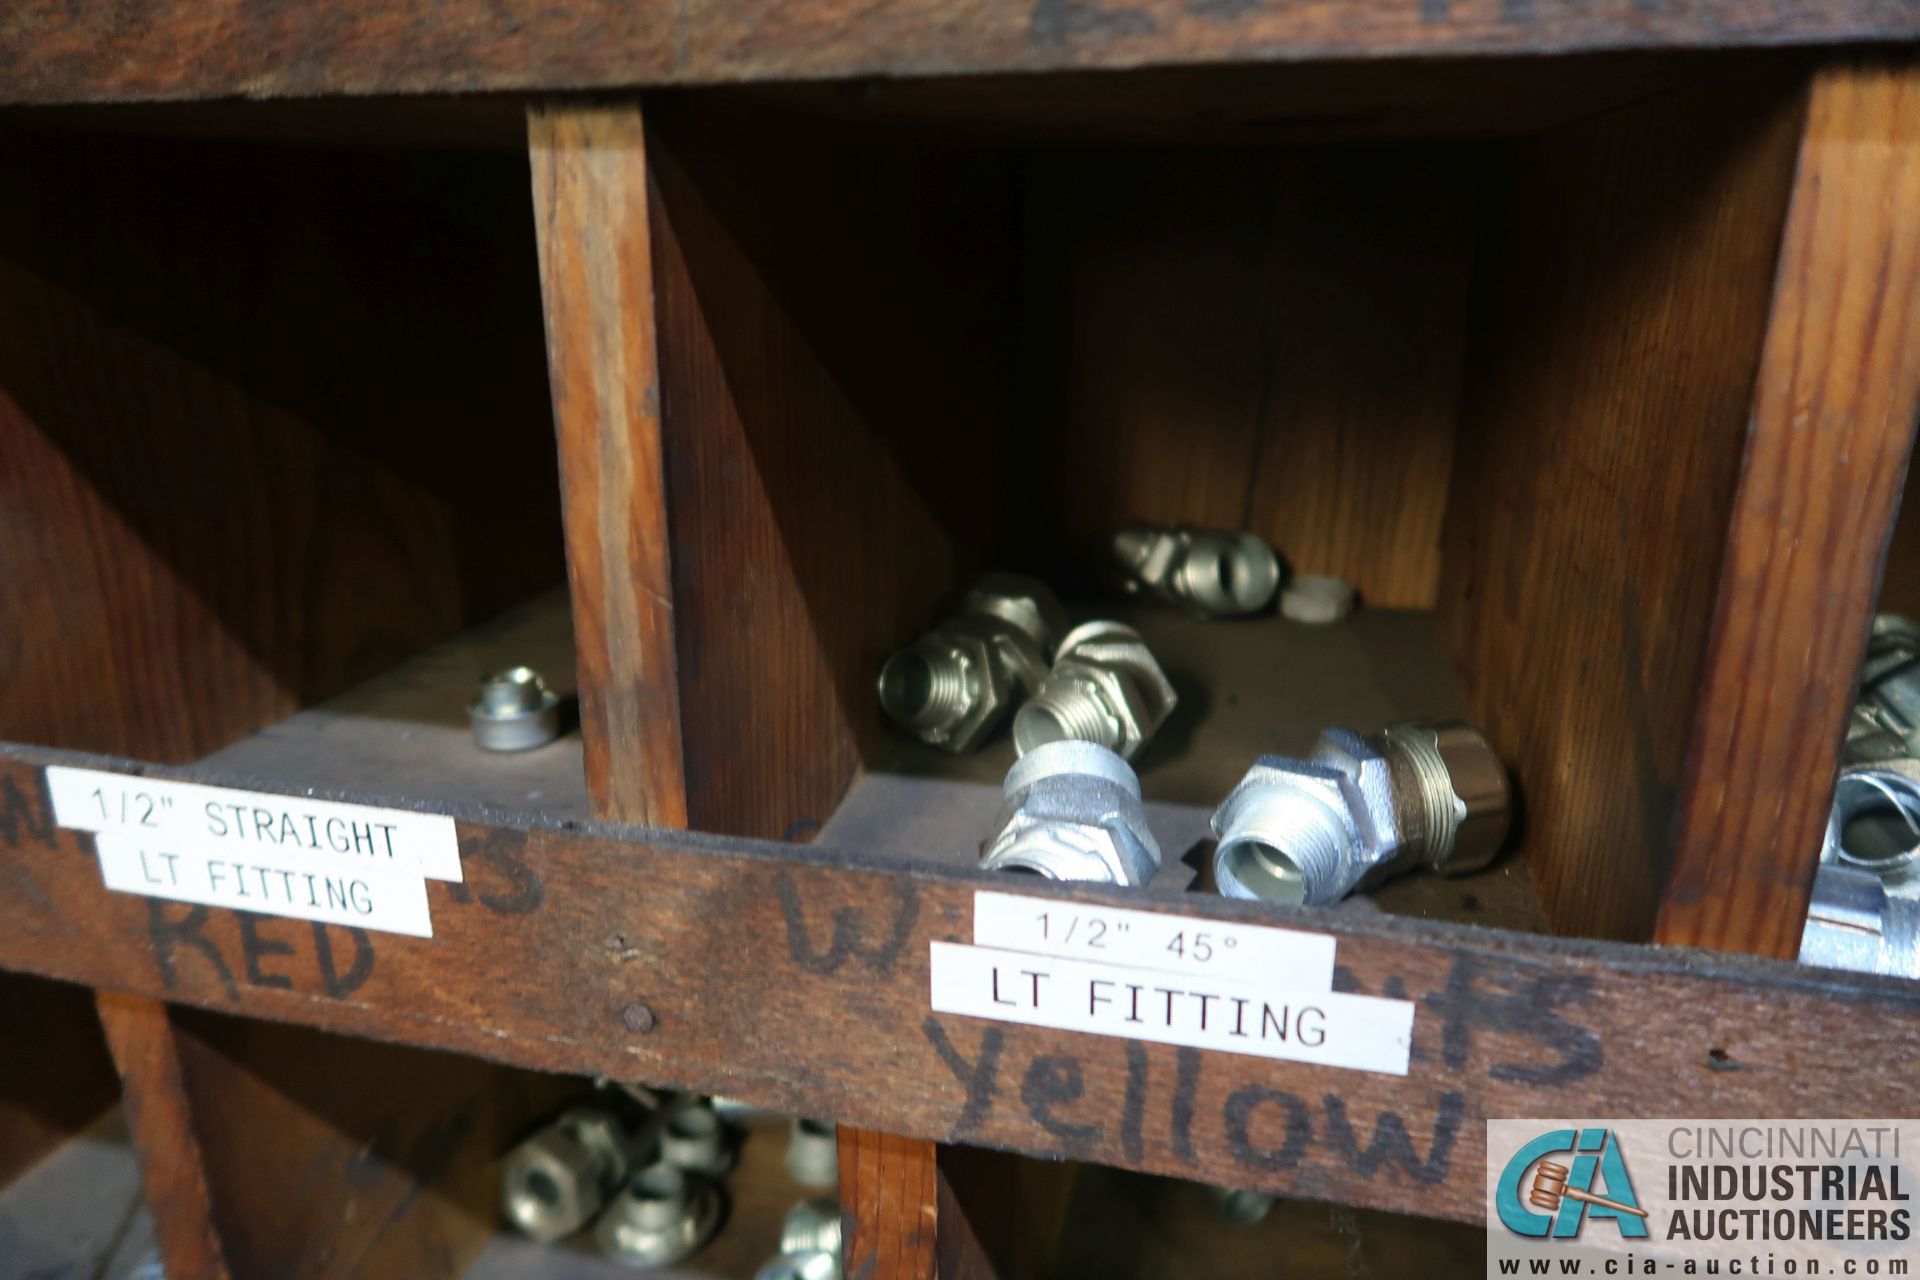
[1213,789,1350,905]
[779,1198,843,1259]
[1381,721,1509,875]
[1383,725,1462,867]
[1013,677,1118,754]
[878,643,976,732]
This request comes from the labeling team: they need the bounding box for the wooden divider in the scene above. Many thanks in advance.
[1658,56,1920,956]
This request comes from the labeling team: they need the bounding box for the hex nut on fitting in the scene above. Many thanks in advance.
[1112,525,1282,618]
[1013,621,1177,762]
[1211,720,1510,906]
[656,1098,734,1178]
[785,1117,838,1189]
[470,666,562,752]
[500,1106,631,1243]
[980,740,1162,886]
[595,1161,722,1269]
[878,574,1065,754]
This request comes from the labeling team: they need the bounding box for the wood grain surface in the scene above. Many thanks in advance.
[0,0,1914,106]
[1657,57,1920,958]
[840,1131,940,1280]
[94,992,233,1280]
[6,744,1919,1224]
[643,100,1004,838]
[1438,67,1806,941]
[1022,147,1479,607]
[531,104,690,829]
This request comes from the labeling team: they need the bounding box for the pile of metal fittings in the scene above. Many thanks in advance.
[975,719,1512,901]
[876,525,1362,764]
[498,1085,845,1277]
[874,526,1513,901]
[1801,615,1920,978]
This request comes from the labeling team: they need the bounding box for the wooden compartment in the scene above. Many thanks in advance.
[0,113,581,1278]
[549,52,1817,946]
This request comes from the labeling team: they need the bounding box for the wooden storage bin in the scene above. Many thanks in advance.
[1,25,1918,1280]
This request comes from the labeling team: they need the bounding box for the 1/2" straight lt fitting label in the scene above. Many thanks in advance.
[44,765,456,937]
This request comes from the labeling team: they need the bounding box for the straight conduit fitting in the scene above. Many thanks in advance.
[1112,524,1283,618]
[1013,621,1177,762]
[878,573,1066,754]
[594,1160,722,1268]
[1211,721,1510,906]
[979,740,1161,886]
[500,1106,632,1243]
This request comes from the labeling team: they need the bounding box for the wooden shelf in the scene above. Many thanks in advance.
[3,34,1920,1280]
[1,1,1917,107]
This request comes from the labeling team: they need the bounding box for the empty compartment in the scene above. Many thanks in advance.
[0,109,567,764]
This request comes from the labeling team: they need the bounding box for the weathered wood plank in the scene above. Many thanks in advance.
[4,743,1918,1224]
[530,103,689,829]
[95,992,233,1280]
[1658,56,1920,958]
[1,0,1916,107]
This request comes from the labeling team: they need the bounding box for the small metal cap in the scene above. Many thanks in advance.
[470,666,562,752]
[1278,575,1355,625]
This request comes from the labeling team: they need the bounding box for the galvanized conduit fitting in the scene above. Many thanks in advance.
[594,1160,722,1268]
[878,574,1066,754]
[500,1106,632,1243]
[1112,524,1283,618]
[1859,614,1920,757]
[1012,620,1177,762]
[785,1117,838,1189]
[1802,759,1920,978]
[657,1097,734,1178]
[470,666,562,752]
[979,740,1161,886]
[1211,721,1511,906]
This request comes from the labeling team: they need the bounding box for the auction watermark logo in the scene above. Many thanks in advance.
[1487,1120,1916,1278]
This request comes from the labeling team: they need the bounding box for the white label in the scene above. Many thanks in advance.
[95,830,433,937]
[928,941,1413,1075]
[46,766,462,882]
[972,889,1335,989]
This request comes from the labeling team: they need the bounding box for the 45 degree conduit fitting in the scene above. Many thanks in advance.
[1211,721,1511,906]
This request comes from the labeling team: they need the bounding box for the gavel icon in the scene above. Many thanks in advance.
[1528,1161,1649,1219]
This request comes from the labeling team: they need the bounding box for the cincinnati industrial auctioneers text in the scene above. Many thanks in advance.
[1488,1119,1920,1278]
[1665,1126,1910,1244]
